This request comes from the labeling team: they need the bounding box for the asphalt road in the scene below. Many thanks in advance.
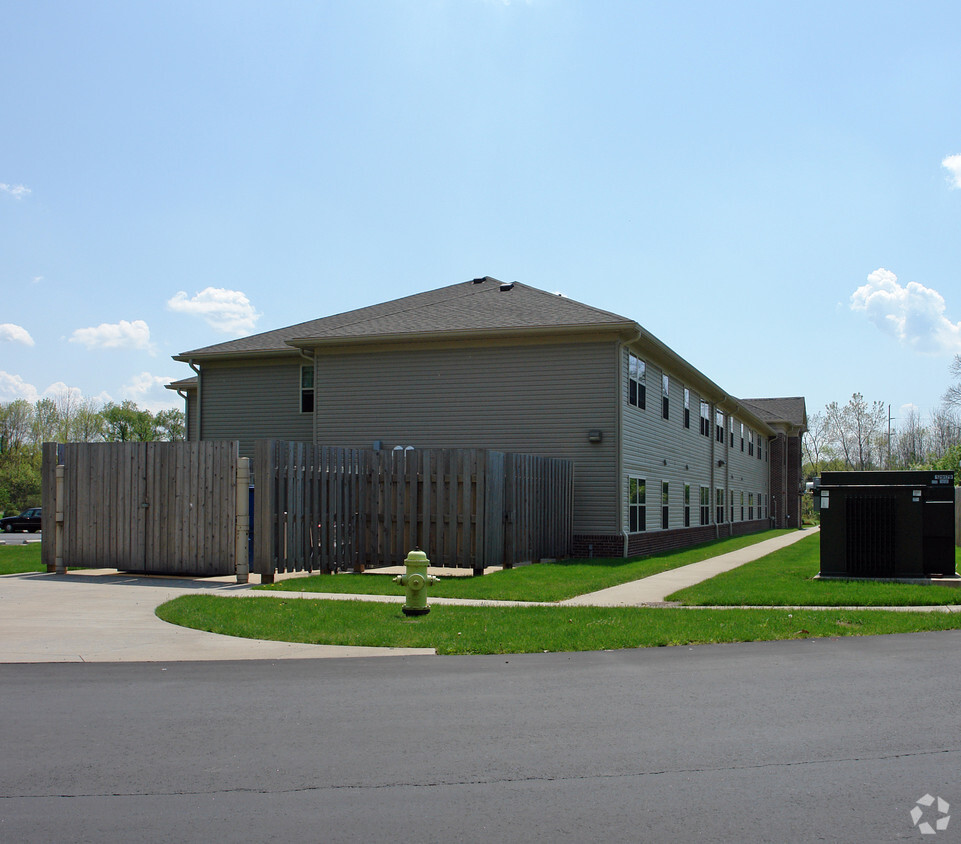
[0,534,41,545]
[2,632,960,842]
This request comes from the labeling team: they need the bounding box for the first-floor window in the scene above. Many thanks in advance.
[749,492,755,520]
[300,365,315,413]
[630,477,646,532]
[740,491,745,521]
[716,488,725,524]
[662,481,669,529]
[684,483,691,527]
[699,486,710,526]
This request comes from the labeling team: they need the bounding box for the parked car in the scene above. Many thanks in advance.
[1,507,42,533]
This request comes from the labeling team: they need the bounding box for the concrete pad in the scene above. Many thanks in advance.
[0,571,434,663]
[561,528,819,606]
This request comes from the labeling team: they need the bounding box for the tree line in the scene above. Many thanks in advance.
[803,355,961,478]
[0,394,185,516]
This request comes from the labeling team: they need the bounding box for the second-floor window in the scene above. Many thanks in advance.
[629,353,646,409]
[700,401,711,437]
[662,375,670,419]
[301,365,315,413]
[683,388,691,429]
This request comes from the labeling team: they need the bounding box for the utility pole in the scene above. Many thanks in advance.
[887,404,892,470]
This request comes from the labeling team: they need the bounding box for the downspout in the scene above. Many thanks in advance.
[622,328,642,558]
[710,401,717,539]
[176,389,189,442]
[187,359,201,441]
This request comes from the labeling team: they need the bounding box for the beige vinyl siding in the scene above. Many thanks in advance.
[200,359,312,455]
[312,340,619,534]
[185,391,199,441]
[727,418,769,519]
[620,348,769,532]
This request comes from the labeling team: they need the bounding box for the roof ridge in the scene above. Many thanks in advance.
[289,277,504,336]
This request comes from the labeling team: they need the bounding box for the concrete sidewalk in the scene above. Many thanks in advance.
[0,571,435,663]
[0,526,833,663]
[561,528,819,606]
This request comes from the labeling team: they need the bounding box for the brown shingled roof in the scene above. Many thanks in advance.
[741,397,808,431]
[175,277,635,360]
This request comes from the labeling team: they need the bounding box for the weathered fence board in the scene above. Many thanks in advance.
[43,441,242,576]
[254,441,573,577]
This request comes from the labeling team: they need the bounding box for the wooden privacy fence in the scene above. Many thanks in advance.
[42,441,249,578]
[254,441,573,577]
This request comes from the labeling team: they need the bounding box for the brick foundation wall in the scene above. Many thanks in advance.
[573,519,772,559]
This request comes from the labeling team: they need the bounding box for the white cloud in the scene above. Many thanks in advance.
[167,287,260,335]
[0,183,31,199]
[0,323,35,346]
[31,276,43,284]
[0,372,40,403]
[120,372,181,412]
[0,373,114,407]
[942,154,961,189]
[69,319,154,352]
[850,268,961,354]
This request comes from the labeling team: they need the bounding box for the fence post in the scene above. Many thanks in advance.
[235,457,251,583]
[253,440,276,584]
[55,464,65,575]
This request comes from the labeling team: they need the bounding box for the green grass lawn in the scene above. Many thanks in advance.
[257,529,794,602]
[156,595,961,655]
[0,542,44,575]
[157,530,961,654]
[670,533,961,606]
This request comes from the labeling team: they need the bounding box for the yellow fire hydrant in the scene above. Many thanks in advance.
[393,548,439,616]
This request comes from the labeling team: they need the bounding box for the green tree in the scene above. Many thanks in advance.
[944,355,961,411]
[0,399,34,454]
[101,401,157,442]
[154,408,185,441]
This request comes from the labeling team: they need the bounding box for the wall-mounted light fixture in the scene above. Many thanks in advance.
[717,459,725,467]
[588,429,602,443]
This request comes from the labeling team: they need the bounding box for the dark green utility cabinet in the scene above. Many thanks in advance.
[817,471,956,579]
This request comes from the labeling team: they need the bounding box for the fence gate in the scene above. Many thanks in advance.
[42,441,241,576]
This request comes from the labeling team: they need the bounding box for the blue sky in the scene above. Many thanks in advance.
[2,1,960,427]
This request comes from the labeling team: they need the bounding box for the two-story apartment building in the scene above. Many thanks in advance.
[168,277,806,558]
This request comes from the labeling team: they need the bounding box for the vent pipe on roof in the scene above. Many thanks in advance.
[472,277,486,284]
[499,282,514,291]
